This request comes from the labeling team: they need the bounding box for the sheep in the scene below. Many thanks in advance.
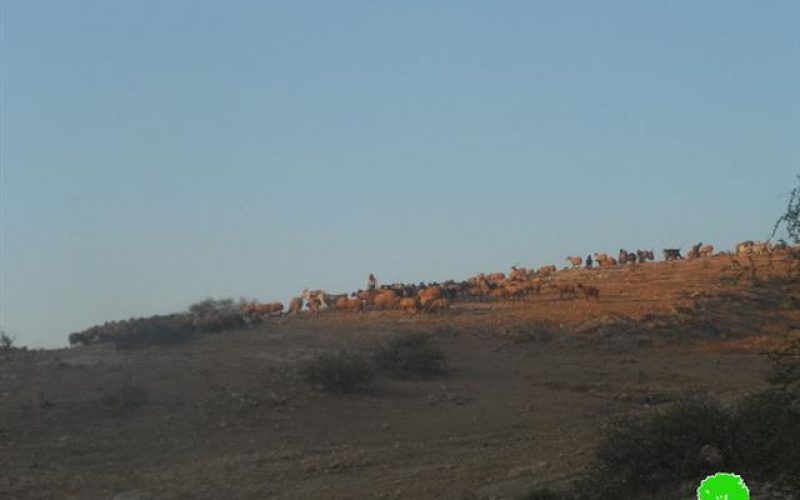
[736,241,754,255]
[373,290,397,309]
[751,242,770,255]
[566,256,583,269]
[663,248,683,261]
[619,249,637,265]
[687,243,702,260]
[509,266,528,281]
[335,296,364,312]
[538,265,557,276]
[302,288,331,310]
[576,284,599,301]
[417,286,442,307]
[425,298,450,314]
[636,250,655,262]
[241,302,283,316]
[288,297,303,315]
[399,297,420,314]
[597,256,617,268]
[700,244,714,257]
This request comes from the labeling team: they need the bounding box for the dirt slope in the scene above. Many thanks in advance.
[1,255,798,499]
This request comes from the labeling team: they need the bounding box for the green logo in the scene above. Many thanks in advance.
[697,472,749,500]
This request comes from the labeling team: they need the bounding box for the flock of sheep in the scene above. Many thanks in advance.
[238,239,796,320]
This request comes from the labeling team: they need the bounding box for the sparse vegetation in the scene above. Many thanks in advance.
[580,400,731,498]
[111,314,196,349]
[519,488,568,499]
[301,351,375,394]
[188,297,248,331]
[731,389,800,489]
[566,337,800,498]
[771,174,800,244]
[374,333,446,379]
[100,380,149,415]
[68,297,249,348]
[0,330,15,351]
[767,336,800,387]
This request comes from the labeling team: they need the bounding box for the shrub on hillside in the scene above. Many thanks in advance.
[0,330,16,351]
[731,389,800,489]
[100,380,149,415]
[112,314,195,349]
[68,297,249,348]
[374,333,446,379]
[573,391,800,498]
[188,297,247,333]
[579,400,732,498]
[301,351,375,394]
[767,336,800,387]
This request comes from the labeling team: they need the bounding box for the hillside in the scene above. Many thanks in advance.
[1,254,798,499]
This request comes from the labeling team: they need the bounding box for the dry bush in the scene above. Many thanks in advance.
[0,330,15,351]
[68,297,249,348]
[100,380,149,416]
[767,336,800,387]
[112,314,195,349]
[580,400,732,498]
[771,174,800,244]
[301,351,375,394]
[374,333,446,379]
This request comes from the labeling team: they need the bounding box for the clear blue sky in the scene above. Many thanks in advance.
[2,1,798,347]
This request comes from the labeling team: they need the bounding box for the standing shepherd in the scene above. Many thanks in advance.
[585,255,593,269]
[368,273,377,291]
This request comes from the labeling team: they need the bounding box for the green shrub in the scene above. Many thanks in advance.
[767,337,800,387]
[112,314,195,349]
[731,389,800,489]
[301,351,375,394]
[374,333,446,379]
[573,390,800,498]
[583,400,732,498]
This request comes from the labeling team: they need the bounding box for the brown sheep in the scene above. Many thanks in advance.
[425,298,450,314]
[288,297,303,315]
[700,244,714,257]
[577,284,599,301]
[566,256,582,269]
[751,242,770,255]
[336,297,364,312]
[538,265,557,276]
[596,256,617,267]
[417,286,442,307]
[373,290,397,309]
[509,266,528,281]
[399,297,420,314]
[242,302,283,316]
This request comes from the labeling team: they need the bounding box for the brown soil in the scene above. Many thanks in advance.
[1,255,798,499]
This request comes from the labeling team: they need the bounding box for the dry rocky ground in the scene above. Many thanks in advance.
[1,255,798,499]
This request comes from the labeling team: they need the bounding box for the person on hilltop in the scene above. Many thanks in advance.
[585,255,593,270]
[368,273,377,291]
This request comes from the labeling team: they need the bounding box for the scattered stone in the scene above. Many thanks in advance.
[699,444,723,465]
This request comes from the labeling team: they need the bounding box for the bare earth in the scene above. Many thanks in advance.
[1,255,798,499]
